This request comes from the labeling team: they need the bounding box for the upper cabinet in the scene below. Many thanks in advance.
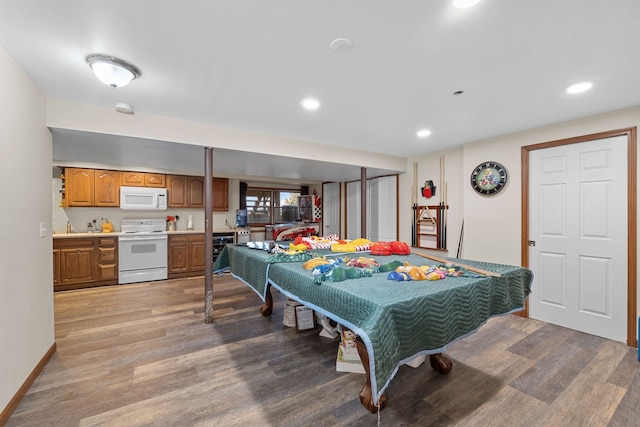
[94,170,120,207]
[63,168,227,210]
[167,174,188,208]
[167,175,228,210]
[212,177,229,212]
[65,168,120,207]
[187,176,205,209]
[65,168,94,207]
[121,171,166,188]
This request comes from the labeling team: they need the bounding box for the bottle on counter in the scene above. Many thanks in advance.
[66,221,71,234]
[87,222,93,233]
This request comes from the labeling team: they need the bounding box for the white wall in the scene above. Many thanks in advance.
[403,105,640,313]
[462,106,640,266]
[402,147,464,255]
[0,45,54,412]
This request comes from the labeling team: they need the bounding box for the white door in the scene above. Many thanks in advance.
[346,181,361,240]
[528,135,627,342]
[322,182,340,237]
[367,176,397,241]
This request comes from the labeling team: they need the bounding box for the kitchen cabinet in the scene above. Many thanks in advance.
[94,170,120,207]
[63,169,225,209]
[96,237,118,281]
[53,236,119,291]
[167,175,188,208]
[145,173,166,188]
[168,234,205,278]
[167,175,227,210]
[55,238,96,287]
[212,177,229,212]
[64,167,120,207]
[187,176,205,208]
[65,168,94,206]
[121,171,166,188]
[167,175,205,208]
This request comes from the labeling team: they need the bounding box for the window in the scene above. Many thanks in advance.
[246,187,301,225]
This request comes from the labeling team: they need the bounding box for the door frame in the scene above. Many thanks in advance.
[521,127,637,347]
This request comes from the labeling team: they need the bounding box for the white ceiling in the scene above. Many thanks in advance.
[2,1,640,181]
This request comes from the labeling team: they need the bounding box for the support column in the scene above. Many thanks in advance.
[361,167,367,238]
[204,147,214,323]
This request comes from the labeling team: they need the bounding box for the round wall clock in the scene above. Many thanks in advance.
[470,161,508,195]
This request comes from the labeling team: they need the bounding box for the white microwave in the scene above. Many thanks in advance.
[120,186,167,210]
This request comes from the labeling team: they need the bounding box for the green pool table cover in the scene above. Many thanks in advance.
[213,244,533,404]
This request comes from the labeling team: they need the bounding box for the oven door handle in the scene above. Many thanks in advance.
[119,234,168,242]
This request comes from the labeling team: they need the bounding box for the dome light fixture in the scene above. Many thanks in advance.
[86,54,141,89]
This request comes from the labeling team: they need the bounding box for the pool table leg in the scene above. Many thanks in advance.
[429,353,453,374]
[355,337,387,413]
[260,284,273,316]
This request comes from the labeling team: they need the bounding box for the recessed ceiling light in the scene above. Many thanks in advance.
[565,81,593,94]
[416,129,432,138]
[300,98,321,111]
[453,0,481,9]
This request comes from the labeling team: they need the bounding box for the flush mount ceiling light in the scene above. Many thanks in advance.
[565,81,593,95]
[416,129,432,138]
[453,0,481,8]
[86,54,141,89]
[300,97,321,111]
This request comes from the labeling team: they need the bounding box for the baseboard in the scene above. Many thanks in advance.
[0,342,56,425]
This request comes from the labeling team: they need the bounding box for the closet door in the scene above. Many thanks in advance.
[367,176,397,242]
[346,181,361,240]
[322,182,340,237]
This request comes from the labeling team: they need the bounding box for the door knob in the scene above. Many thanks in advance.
[528,240,536,247]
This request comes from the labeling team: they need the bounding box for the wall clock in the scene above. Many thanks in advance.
[470,161,508,195]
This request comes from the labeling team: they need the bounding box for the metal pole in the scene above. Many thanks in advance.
[360,167,367,239]
[204,147,214,323]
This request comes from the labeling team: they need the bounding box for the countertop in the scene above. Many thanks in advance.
[52,228,240,238]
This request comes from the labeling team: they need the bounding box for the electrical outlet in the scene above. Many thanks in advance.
[39,222,47,238]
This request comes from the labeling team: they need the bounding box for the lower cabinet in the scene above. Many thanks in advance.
[53,236,118,291]
[97,237,118,281]
[168,234,206,279]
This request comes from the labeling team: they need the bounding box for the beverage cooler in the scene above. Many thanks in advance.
[299,195,321,222]
[213,233,234,262]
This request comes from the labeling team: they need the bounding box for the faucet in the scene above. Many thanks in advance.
[224,218,234,230]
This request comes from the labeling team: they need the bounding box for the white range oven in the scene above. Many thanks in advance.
[119,219,168,284]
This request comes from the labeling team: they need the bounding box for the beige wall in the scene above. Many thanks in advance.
[402,147,464,255]
[403,105,640,314]
[0,45,54,411]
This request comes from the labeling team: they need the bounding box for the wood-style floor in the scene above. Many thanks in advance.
[7,274,640,426]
